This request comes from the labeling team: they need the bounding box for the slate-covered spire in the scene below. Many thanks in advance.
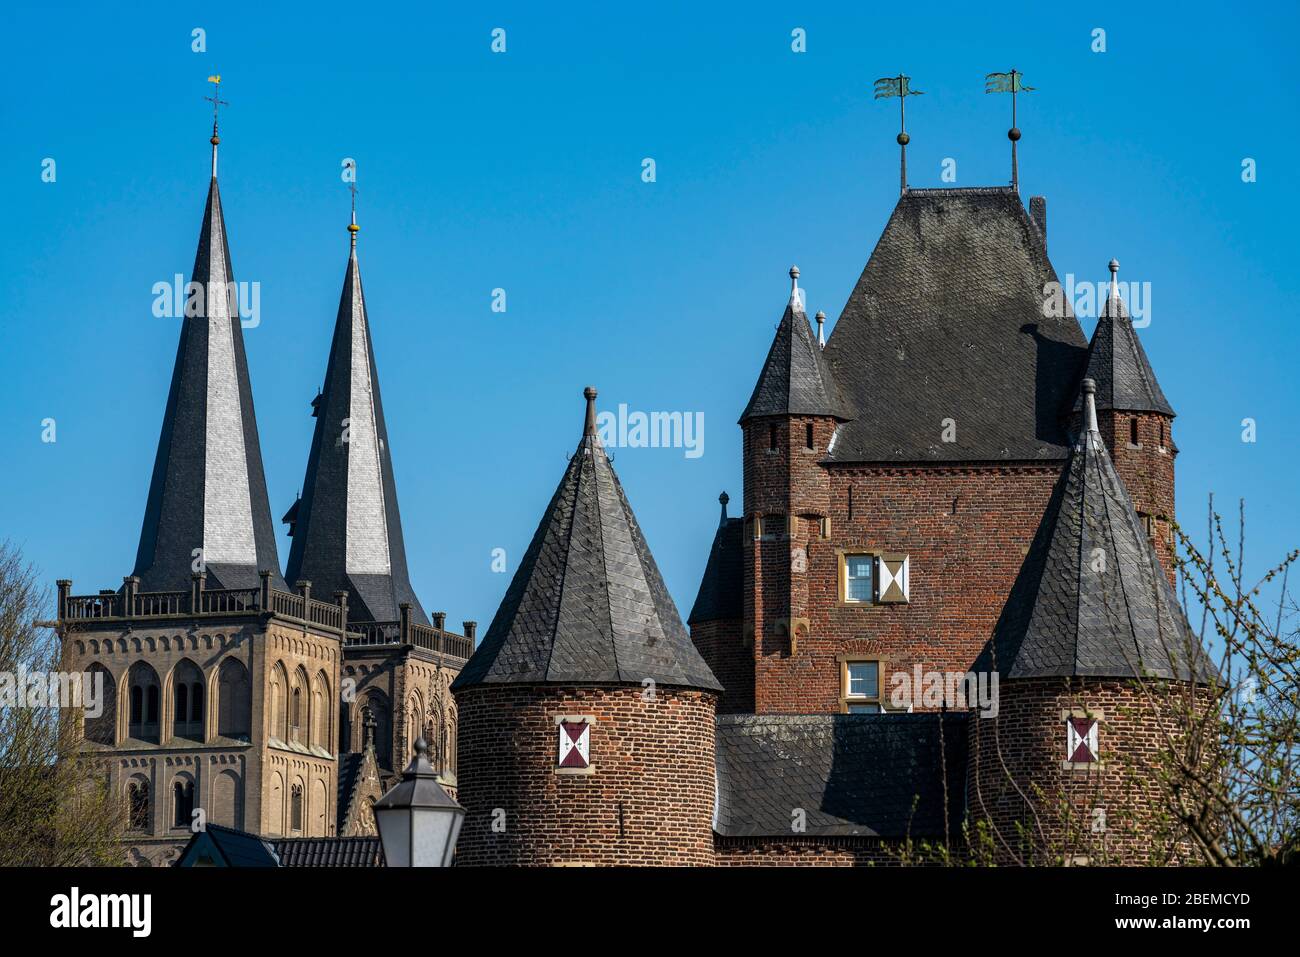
[987,380,1209,681]
[283,208,425,624]
[740,266,851,423]
[132,119,284,593]
[452,388,722,692]
[1073,259,1174,417]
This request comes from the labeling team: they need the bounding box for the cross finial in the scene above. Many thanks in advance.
[345,160,360,246]
[204,75,228,177]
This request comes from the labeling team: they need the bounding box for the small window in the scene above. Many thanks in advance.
[843,554,874,603]
[1159,421,1167,447]
[805,423,814,450]
[128,781,150,831]
[843,660,882,713]
[769,424,778,451]
[291,784,304,832]
[1129,418,1139,446]
[173,781,194,828]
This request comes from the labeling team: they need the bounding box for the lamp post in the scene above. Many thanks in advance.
[374,737,464,867]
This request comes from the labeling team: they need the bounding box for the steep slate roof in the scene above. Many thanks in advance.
[176,823,280,867]
[714,714,968,838]
[740,271,851,423]
[1072,284,1175,417]
[273,836,383,867]
[283,228,426,623]
[687,494,743,625]
[132,162,285,592]
[452,390,722,692]
[983,382,1210,681]
[822,187,1088,462]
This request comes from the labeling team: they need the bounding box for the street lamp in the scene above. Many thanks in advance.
[374,737,465,867]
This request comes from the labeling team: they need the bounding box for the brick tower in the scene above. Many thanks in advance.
[451,388,722,866]
[968,379,1212,865]
[1073,260,1176,576]
[739,267,851,713]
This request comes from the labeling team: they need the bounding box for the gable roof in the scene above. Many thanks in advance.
[176,823,280,867]
[740,272,850,423]
[687,494,743,625]
[1072,286,1175,417]
[452,389,721,693]
[283,231,426,623]
[132,170,284,592]
[983,381,1210,681]
[822,187,1088,463]
[714,713,968,838]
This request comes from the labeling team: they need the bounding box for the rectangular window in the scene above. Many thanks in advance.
[843,660,882,713]
[843,554,874,603]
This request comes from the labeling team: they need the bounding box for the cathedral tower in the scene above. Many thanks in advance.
[452,388,721,866]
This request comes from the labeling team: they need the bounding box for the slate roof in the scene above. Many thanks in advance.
[176,823,281,867]
[336,751,364,832]
[132,170,285,592]
[452,390,722,692]
[714,713,969,838]
[740,279,851,423]
[822,187,1088,462]
[273,836,383,867]
[1072,290,1175,417]
[982,383,1211,681]
[283,234,426,623]
[687,494,743,625]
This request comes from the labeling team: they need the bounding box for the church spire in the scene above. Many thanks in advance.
[283,182,426,623]
[132,87,283,592]
[204,75,226,178]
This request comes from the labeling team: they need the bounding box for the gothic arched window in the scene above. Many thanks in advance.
[172,779,194,829]
[290,783,304,832]
[127,779,150,831]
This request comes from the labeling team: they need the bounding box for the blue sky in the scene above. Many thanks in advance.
[1,1,1296,632]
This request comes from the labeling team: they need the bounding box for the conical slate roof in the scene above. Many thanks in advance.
[283,230,426,623]
[1072,277,1174,417]
[740,269,850,423]
[453,389,722,692]
[687,493,743,626]
[132,161,284,593]
[986,381,1209,681]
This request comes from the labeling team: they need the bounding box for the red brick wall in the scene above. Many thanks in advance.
[1099,411,1177,582]
[967,676,1201,865]
[454,684,717,866]
[715,836,900,866]
[745,454,1062,714]
[690,620,753,714]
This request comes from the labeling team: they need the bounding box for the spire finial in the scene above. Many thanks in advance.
[815,310,826,348]
[1081,377,1099,435]
[204,74,228,178]
[583,386,598,437]
[985,69,1034,191]
[346,160,360,247]
[1108,258,1120,302]
[789,265,800,308]
[718,491,730,525]
[874,74,924,196]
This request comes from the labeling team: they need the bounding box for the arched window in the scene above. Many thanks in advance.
[127,779,150,831]
[172,779,194,829]
[172,660,205,740]
[290,783,304,832]
[290,688,302,739]
[82,663,115,746]
[217,658,251,738]
[269,662,288,741]
[127,662,161,743]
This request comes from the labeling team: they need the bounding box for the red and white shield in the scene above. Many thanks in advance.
[1066,717,1099,763]
[557,719,591,769]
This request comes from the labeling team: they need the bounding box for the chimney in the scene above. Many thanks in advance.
[433,611,447,631]
[1030,196,1047,245]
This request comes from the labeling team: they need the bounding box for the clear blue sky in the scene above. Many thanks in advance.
[2,1,1296,631]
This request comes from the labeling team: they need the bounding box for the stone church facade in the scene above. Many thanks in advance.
[55,127,470,866]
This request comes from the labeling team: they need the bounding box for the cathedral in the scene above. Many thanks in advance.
[57,100,1211,867]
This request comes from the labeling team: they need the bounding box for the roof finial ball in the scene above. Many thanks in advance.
[789,265,800,304]
[1008,126,1021,142]
[897,131,910,146]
